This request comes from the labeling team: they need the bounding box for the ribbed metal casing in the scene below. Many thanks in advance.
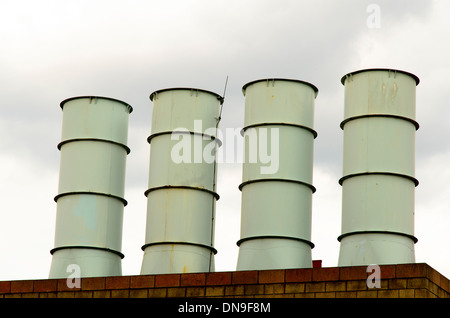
[49,96,132,278]
[140,88,223,274]
[338,68,420,266]
[236,78,318,271]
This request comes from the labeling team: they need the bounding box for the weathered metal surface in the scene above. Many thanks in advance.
[141,243,215,274]
[147,134,218,193]
[338,69,419,266]
[49,248,123,278]
[56,140,128,202]
[237,238,313,271]
[236,78,317,270]
[49,96,131,278]
[59,96,132,150]
[52,195,125,251]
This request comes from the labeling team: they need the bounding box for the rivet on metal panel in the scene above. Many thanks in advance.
[387,69,398,79]
[189,89,199,97]
[265,79,275,87]
[344,74,351,84]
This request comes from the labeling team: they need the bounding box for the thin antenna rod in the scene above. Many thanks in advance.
[217,75,228,123]
[209,75,228,272]
[222,75,229,100]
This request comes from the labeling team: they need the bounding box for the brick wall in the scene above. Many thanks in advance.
[0,263,448,299]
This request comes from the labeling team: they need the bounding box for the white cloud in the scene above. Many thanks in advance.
[0,153,57,280]
[415,150,450,276]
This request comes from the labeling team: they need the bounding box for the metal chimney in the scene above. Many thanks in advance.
[338,68,420,266]
[236,78,318,271]
[140,88,223,274]
[49,96,132,278]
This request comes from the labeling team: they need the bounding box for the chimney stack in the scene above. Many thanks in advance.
[140,88,223,274]
[338,69,420,266]
[49,96,132,278]
[236,78,318,270]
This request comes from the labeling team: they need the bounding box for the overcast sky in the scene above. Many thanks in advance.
[1,0,450,281]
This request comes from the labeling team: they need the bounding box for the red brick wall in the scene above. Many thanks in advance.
[0,263,448,298]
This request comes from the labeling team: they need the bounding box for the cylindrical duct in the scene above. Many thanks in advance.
[236,78,318,271]
[338,68,420,266]
[140,88,223,274]
[49,96,132,278]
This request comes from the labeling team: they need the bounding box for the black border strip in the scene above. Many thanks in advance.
[236,235,315,248]
[242,122,318,139]
[144,185,220,200]
[337,230,418,244]
[340,114,419,130]
[60,95,133,113]
[147,130,222,147]
[54,191,128,206]
[242,78,319,97]
[239,178,316,193]
[50,246,125,259]
[339,172,419,187]
[57,138,131,154]
[341,68,420,86]
[149,87,224,105]
[141,241,218,255]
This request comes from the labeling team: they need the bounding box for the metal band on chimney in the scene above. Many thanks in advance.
[150,87,224,105]
[238,178,316,193]
[57,138,131,154]
[237,235,315,248]
[60,95,134,113]
[340,114,419,131]
[242,122,318,139]
[141,242,218,255]
[54,191,128,206]
[50,246,125,259]
[337,231,418,244]
[147,130,222,147]
[340,68,420,86]
[144,185,220,200]
[339,172,419,187]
